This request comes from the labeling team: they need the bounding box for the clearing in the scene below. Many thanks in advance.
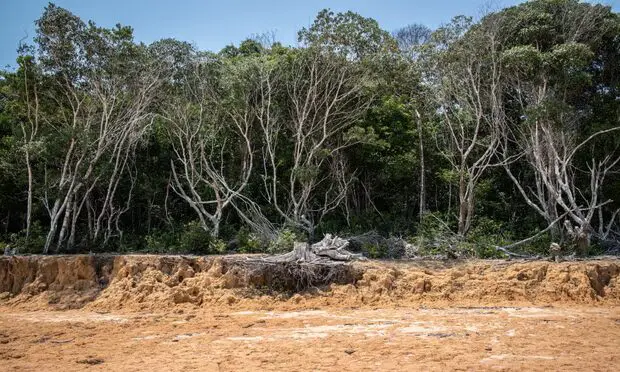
[0,255,619,371]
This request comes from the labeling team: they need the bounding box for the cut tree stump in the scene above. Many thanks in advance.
[262,234,365,264]
[231,234,365,291]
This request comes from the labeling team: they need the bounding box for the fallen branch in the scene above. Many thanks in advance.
[494,211,571,257]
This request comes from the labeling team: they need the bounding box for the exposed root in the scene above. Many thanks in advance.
[229,234,366,291]
[230,259,362,292]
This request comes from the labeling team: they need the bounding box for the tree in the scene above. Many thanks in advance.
[423,16,505,236]
[256,48,373,239]
[497,0,620,248]
[162,52,256,238]
[32,5,163,252]
[7,52,42,244]
[298,9,398,60]
[393,23,432,56]
[393,23,433,222]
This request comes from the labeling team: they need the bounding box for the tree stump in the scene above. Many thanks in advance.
[262,234,364,264]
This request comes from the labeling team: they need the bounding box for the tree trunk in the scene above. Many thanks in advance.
[87,198,93,241]
[292,242,313,261]
[463,182,475,236]
[417,110,426,221]
[56,195,74,252]
[44,200,61,254]
[68,199,78,250]
[210,217,220,238]
[25,153,33,243]
[457,172,467,236]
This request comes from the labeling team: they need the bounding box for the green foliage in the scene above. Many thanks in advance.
[362,243,387,259]
[0,2,618,257]
[501,45,544,77]
[236,228,264,253]
[144,221,224,255]
[298,8,398,60]
[413,214,515,259]
[178,221,214,254]
[466,218,513,258]
[268,229,303,254]
[9,222,47,254]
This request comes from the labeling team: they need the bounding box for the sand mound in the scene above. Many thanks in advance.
[0,255,618,311]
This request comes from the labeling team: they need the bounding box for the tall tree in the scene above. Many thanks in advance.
[498,0,620,248]
[424,16,505,236]
[256,48,372,238]
[33,5,163,252]
[162,52,257,238]
[298,9,398,60]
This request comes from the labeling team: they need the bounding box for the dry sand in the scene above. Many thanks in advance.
[0,255,619,371]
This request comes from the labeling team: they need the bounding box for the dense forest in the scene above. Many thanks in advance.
[0,0,619,258]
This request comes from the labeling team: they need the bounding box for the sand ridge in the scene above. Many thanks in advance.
[0,255,619,311]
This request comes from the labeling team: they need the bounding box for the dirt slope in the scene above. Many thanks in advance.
[0,255,619,311]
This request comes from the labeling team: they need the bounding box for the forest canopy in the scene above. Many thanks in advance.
[0,1,619,258]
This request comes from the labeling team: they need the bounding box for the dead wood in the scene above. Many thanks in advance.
[229,234,365,291]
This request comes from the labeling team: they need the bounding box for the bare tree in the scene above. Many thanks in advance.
[429,17,505,236]
[499,3,620,250]
[163,55,255,238]
[14,52,41,244]
[25,6,166,253]
[258,49,371,239]
[503,114,620,250]
[40,57,161,252]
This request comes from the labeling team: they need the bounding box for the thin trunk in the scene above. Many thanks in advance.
[25,153,33,242]
[56,195,74,252]
[211,218,220,239]
[464,184,475,236]
[87,198,93,241]
[417,110,426,221]
[43,200,62,254]
[68,199,78,250]
[457,172,467,236]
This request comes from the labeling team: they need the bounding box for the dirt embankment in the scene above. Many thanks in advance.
[0,255,619,311]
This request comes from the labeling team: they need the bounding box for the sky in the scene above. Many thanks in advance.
[1,0,618,69]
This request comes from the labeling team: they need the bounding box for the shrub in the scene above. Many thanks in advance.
[236,227,264,253]
[362,242,387,259]
[9,221,47,254]
[268,228,302,254]
[178,221,213,254]
[466,217,512,258]
[144,221,223,255]
[208,238,227,254]
[413,214,513,258]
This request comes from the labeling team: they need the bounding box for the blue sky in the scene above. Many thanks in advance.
[1,0,618,69]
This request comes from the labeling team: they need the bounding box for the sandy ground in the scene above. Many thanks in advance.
[1,305,619,371]
[1,256,620,370]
